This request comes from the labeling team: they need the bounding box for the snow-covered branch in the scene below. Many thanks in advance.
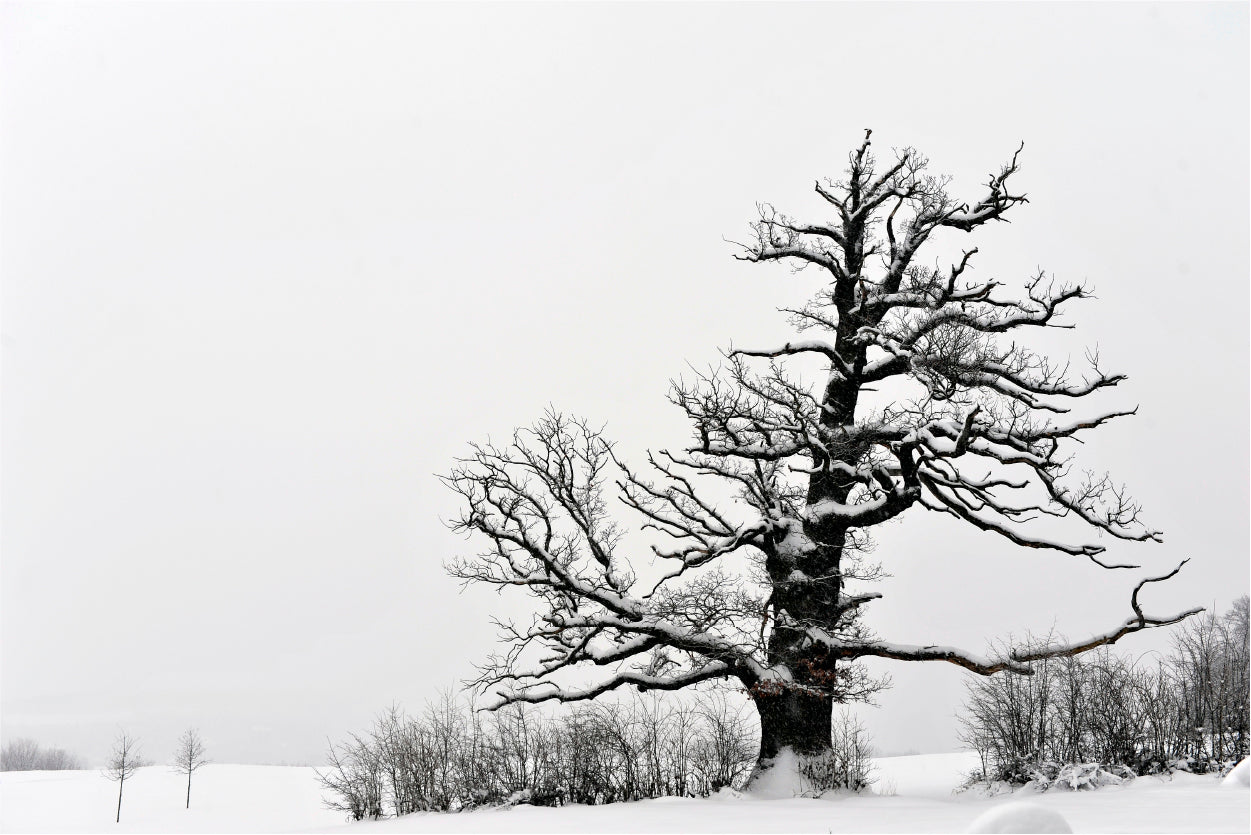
[813,561,1203,676]
[446,412,779,707]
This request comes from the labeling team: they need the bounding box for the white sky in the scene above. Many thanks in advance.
[2,2,1247,766]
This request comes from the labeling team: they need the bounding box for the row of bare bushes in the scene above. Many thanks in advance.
[319,688,878,818]
[960,596,1249,786]
[317,690,759,819]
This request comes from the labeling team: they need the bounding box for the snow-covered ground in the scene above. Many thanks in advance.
[1,752,1246,834]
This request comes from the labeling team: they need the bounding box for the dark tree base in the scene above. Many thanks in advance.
[753,688,833,761]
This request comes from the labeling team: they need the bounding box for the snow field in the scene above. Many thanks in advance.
[0,765,344,834]
[1,752,1246,833]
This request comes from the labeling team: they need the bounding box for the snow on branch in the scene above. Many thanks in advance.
[940,142,1028,231]
[498,659,737,706]
[446,412,781,708]
[730,340,855,380]
[816,561,1203,676]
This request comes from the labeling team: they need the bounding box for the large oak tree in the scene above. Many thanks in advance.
[446,132,1201,782]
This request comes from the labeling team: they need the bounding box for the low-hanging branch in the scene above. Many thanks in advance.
[805,560,1203,675]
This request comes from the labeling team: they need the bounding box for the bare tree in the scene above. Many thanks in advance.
[171,728,209,809]
[445,132,1203,783]
[103,731,142,823]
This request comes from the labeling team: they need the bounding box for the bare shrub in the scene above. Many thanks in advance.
[1170,596,1250,768]
[316,734,384,820]
[960,597,1250,787]
[318,688,768,819]
[690,692,757,794]
[1,738,83,771]
[2,739,42,771]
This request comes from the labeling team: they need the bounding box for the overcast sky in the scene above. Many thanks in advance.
[2,2,1247,766]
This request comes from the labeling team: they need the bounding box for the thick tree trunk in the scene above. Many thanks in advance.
[752,688,832,761]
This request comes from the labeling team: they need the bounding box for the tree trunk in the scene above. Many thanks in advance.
[116,776,124,823]
[186,771,191,809]
[752,688,832,761]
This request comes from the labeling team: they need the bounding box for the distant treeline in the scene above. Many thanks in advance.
[1,739,83,772]
[960,596,1250,785]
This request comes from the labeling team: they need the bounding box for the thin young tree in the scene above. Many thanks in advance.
[446,131,1203,784]
[171,728,209,809]
[103,731,142,823]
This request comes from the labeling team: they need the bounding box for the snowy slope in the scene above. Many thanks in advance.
[1,754,1246,834]
[0,764,344,833]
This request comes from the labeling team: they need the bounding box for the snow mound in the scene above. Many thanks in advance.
[1222,758,1249,787]
[1031,762,1133,792]
[745,748,803,799]
[966,802,1073,833]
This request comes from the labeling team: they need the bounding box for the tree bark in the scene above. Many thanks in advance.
[752,688,833,761]
[750,369,861,771]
